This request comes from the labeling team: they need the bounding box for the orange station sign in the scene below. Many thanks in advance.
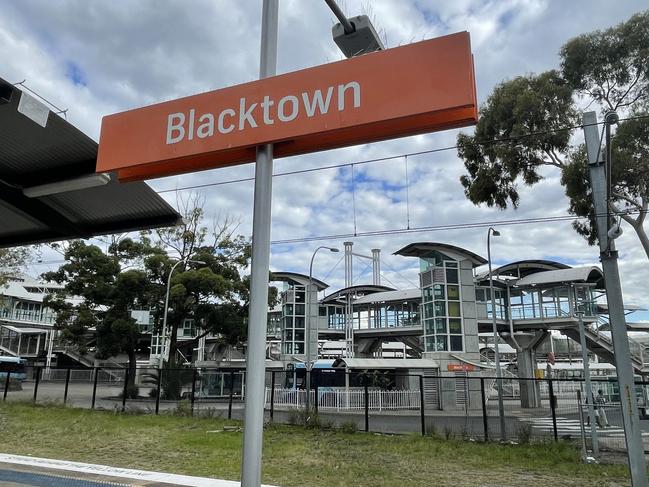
[97,31,477,182]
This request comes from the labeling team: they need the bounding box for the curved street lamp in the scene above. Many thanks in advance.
[160,257,206,366]
[487,227,506,441]
[306,246,339,412]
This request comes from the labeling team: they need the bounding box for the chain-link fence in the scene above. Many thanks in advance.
[2,366,646,453]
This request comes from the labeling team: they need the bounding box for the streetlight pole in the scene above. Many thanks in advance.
[160,258,206,367]
[487,227,506,441]
[306,246,339,413]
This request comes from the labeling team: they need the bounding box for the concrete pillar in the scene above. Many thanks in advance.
[504,331,547,408]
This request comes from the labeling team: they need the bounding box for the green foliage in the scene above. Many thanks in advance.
[0,247,31,286]
[141,366,195,400]
[0,403,634,487]
[457,11,649,255]
[339,420,358,434]
[356,370,393,389]
[561,11,649,110]
[458,71,577,209]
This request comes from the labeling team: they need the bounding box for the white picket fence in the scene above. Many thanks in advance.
[265,387,420,411]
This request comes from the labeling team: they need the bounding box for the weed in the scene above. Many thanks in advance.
[339,420,357,434]
[516,422,533,444]
[443,426,455,440]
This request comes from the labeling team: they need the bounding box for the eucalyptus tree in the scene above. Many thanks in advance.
[457,11,649,257]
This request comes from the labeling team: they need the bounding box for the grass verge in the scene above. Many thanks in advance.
[0,402,633,487]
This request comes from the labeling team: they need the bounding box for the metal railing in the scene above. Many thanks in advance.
[265,387,420,411]
[3,366,648,453]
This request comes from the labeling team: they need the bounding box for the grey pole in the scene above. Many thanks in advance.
[306,246,338,413]
[582,111,648,486]
[576,308,599,457]
[487,227,506,441]
[240,1,278,486]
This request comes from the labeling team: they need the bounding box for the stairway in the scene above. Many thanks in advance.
[561,326,649,374]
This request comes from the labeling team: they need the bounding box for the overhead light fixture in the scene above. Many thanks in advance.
[332,14,384,58]
[23,173,111,198]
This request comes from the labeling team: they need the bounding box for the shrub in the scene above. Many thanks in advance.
[339,421,357,434]
[516,422,533,444]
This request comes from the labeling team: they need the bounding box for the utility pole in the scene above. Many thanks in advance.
[582,111,648,486]
[240,1,278,486]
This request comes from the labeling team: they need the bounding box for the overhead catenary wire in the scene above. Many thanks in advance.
[154,114,649,195]
[269,208,646,246]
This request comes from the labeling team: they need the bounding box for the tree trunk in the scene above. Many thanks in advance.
[631,222,649,260]
[168,318,180,367]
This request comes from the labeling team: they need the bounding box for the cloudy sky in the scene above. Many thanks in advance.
[2,0,647,316]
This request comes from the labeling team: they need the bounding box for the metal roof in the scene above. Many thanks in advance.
[353,288,421,305]
[270,271,329,291]
[514,266,604,288]
[332,358,439,369]
[475,260,571,281]
[321,284,395,304]
[394,242,487,267]
[0,78,180,247]
[1,325,46,334]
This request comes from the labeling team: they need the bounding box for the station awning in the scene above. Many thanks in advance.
[0,78,181,247]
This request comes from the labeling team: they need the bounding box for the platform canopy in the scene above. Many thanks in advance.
[0,78,180,247]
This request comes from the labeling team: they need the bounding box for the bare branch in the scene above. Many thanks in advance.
[612,191,643,210]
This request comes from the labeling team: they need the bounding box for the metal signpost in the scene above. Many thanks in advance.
[95,6,478,484]
[582,111,648,486]
[240,2,279,486]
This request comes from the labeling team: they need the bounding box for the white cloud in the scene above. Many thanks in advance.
[4,0,648,314]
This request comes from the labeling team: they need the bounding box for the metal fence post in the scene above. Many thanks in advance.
[577,390,588,459]
[548,378,558,441]
[228,370,234,420]
[121,368,128,412]
[419,375,425,436]
[270,371,276,421]
[481,377,489,442]
[190,368,197,416]
[155,368,162,415]
[313,370,319,415]
[91,367,99,410]
[33,367,41,403]
[63,368,71,404]
[364,384,369,432]
[3,370,10,401]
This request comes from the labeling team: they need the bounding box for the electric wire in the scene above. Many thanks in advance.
[154,114,649,195]
[380,259,420,288]
[269,208,645,246]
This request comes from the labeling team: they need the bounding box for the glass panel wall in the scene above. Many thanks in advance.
[421,260,464,352]
[281,284,306,355]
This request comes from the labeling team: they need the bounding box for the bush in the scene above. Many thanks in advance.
[287,407,322,428]
[120,384,139,399]
[171,400,193,417]
[516,423,533,444]
[443,426,455,440]
[339,421,357,434]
